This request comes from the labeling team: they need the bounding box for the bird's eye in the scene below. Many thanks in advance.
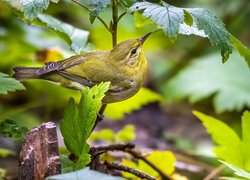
[131,48,137,56]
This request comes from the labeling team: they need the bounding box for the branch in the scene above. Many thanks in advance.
[90,143,172,180]
[105,161,155,180]
[126,149,172,180]
[117,12,126,23]
[72,0,111,33]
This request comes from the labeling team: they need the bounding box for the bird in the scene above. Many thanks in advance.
[13,33,151,104]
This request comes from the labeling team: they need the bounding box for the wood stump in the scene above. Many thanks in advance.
[18,122,61,180]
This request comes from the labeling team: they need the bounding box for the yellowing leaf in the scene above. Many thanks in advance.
[105,88,163,120]
[90,129,115,142]
[122,150,176,179]
[116,125,136,142]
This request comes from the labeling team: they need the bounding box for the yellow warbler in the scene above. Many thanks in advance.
[13,33,151,104]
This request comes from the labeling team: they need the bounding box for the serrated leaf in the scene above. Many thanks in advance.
[60,82,110,169]
[220,160,250,179]
[130,2,184,39]
[46,167,124,180]
[230,34,250,68]
[163,52,250,113]
[0,73,25,95]
[122,150,176,178]
[185,8,232,62]
[80,0,111,23]
[104,87,163,120]
[194,111,250,171]
[37,14,89,53]
[130,2,232,62]
[0,119,28,142]
[20,0,58,20]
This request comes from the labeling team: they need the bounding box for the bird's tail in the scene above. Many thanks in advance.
[13,66,41,81]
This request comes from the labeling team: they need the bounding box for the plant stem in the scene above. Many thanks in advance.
[71,0,111,33]
[105,161,156,180]
[111,0,119,47]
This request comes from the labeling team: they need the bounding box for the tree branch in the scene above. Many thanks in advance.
[105,161,156,180]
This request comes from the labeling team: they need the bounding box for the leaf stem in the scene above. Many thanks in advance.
[71,0,111,33]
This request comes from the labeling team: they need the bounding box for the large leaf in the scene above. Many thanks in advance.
[194,111,250,171]
[130,2,232,62]
[20,0,59,20]
[60,82,110,169]
[36,14,89,53]
[46,167,123,180]
[104,87,163,120]
[163,52,250,113]
[0,73,25,95]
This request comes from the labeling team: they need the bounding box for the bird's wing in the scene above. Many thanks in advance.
[38,55,86,75]
[57,70,132,93]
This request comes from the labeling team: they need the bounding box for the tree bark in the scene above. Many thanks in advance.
[18,122,60,180]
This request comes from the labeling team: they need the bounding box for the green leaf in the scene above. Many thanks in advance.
[130,2,184,40]
[185,8,232,62]
[60,82,110,169]
[119,0,134,8]
[36,14,89,53]
[122,150,176,178]
[163,52,250,113]
[60,155,74,173]
[183,10,193,26]
[80,0,111,23]
[220,160,250,179]
[46,167,124,180]
[0,119,28,142]
[194,111,250,171]
[230,34,250,68]
[130,2,232,62]
[0,73,25,95]
[20,0,58,20]
[104,87,163,120]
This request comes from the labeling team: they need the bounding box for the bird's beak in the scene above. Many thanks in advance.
[138,32,151,45]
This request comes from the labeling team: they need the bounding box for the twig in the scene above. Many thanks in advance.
[105,161,156,180]
[203,165,225,180]
[71,0,111,33]
[117,12,126,23]
[127,149,172,180]
[90,143,135,156]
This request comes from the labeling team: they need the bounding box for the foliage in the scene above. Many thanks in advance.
[130,1,232,62]
[60,82,110,170]
[105,88,163,120]
[220,160,250,180]
[19,0,59,20]
[193,111,250,171]
[163,52,250,113]
[0,119,28,142]
[36,14,89,53]
[122,150,176,178]
[90,124,136,143]
[0,73,25,95]
[80,0,111,23]
[46,167,123,180]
